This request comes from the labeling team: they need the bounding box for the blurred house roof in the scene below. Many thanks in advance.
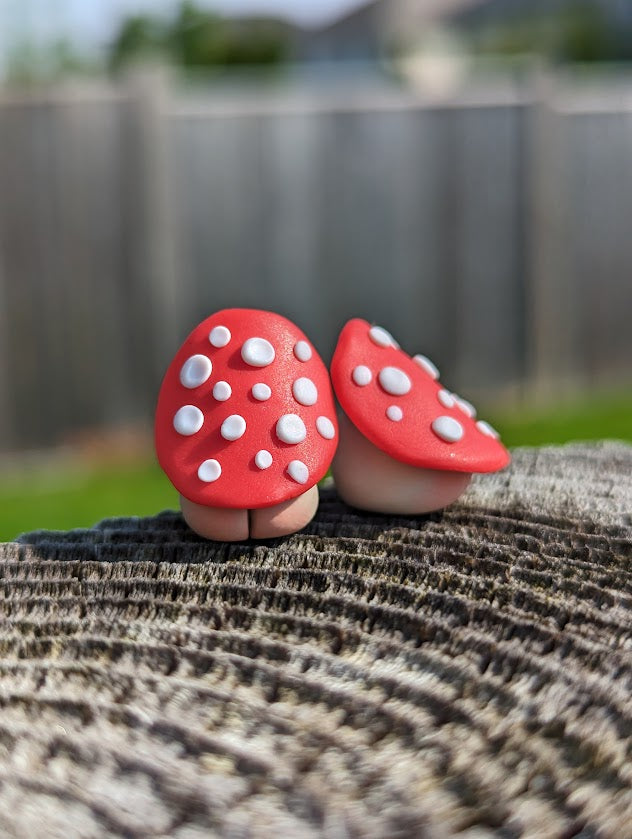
[295,0,486,61]
[296,0,632,62]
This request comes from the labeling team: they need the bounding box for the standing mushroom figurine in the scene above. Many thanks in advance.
[329,318,510,514]
[155,309,338,541]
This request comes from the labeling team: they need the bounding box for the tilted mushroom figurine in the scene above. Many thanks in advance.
[155,309,338,540]
[329,318,510,514]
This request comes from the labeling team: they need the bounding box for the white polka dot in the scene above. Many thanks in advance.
[213,381,232,402]
[413,354,439,379]
[455,396,477,418]
[316,416,335,439]
[180,354,212,389]
[477,420,500,439]
[287,460,309,485]
[369,325,398,348]
[221,414,246,441]
[294,341,312,362]
[198,459,221,482]
[352,365,372,386]
[255,449,273,470]
[378,367,411,396]
[292,377,318,406]
[252,383,272,401]
[432,416,464,443]
[209,325,231,348]
[241,337,275,367]
[173,405,204,436]
[386,405,403,422]
[276,414,306,445]
[438,389,455,409]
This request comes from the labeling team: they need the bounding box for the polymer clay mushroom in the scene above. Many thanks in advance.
[155,309,337,540]
[330,319,510,514]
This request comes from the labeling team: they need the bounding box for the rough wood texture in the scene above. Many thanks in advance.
[1,442,631,838]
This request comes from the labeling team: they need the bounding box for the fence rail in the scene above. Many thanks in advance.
[0,74,630,452]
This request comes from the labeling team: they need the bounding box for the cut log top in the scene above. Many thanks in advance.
[1,441,631,838]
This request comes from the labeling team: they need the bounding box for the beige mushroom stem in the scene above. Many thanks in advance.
[180,486,319,542]
[331,412,472,515]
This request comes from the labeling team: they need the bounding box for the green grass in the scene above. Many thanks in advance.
[0,458,177,542]
[489,390,632,449]
[0,390,630,541]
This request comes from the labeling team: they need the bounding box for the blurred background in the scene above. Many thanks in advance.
[1,0,631,538]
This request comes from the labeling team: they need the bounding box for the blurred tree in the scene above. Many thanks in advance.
[557,3,613,63]
[109,15,167,72]
[110,0,289,72]
[468,1,623,64]
[7,38,98,84]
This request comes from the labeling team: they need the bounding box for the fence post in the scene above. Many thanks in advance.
[123,68,181,413]
[526,73,584,400]
[0,260,13,450]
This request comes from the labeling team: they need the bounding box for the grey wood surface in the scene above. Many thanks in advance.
[1,442,631,837]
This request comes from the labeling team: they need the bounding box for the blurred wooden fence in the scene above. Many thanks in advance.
[0,73,630,452]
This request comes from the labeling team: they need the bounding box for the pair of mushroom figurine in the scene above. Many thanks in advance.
[155,309,510,541]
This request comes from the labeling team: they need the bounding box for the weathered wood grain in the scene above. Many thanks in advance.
[1,442,630,837]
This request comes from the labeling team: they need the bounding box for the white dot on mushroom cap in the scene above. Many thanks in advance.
[432,416,464,443]
[369,325,398,348]
[352,365,372,386]
[316,416,335,439]
[173,405,204,436]
[180,354,212,389]
[241,337,275,367]
[455,396,477,418]
[294,341,312,362]
[378,367,412,396]
[292,377,318,406]
[413,354,440,379]
[276,414,307,445]
[386,405,403,422]
[213,381,232,402]
[438,389,455,409]
[209,325,231,348]
[287,460,309,484]
[198,459,221,482]
[251,383,272,401]
[221,414,246,441]
[477,420,500,439]
[255,449,273,470]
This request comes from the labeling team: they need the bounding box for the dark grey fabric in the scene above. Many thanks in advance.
[1,442,631,838]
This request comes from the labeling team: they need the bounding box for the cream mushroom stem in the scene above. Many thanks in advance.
[179,486,320,541]
[331,412,472,515]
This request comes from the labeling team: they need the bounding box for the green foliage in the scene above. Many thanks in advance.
[7,38,97,84]
[109,15,166,72]
[489,391,632,449]
[109,0,289,73]
[0,459,177,542]
[471,2,622,64]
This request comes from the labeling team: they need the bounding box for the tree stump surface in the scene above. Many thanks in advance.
[1,442,631,838]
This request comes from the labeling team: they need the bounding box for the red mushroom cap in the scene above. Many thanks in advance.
[155,309,338,508]
[330,318,510,473]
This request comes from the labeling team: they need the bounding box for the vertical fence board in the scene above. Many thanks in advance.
[528,91,582,395]
[448,104,526,395]
[0,101,62,447]
[258,109,327,342]
[567,109,632,386]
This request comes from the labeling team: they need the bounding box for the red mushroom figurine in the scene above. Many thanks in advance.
[155,309,338,540]
[329,318,510,514]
